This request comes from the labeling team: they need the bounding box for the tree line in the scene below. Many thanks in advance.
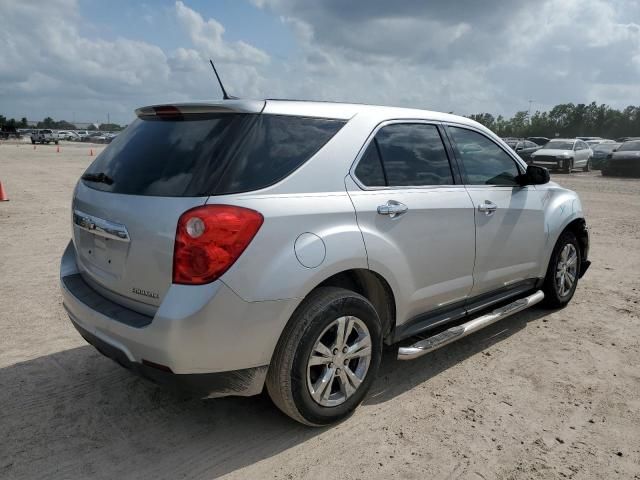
[4,103,640,138]
[0,114,124,131]
[468,102,640,139]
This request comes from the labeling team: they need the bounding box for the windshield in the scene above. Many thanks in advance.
[83,113,345,196]
[543,140,574,150]
[617,141,640,151]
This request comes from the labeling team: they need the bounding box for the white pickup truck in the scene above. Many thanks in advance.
[30,129,59,145]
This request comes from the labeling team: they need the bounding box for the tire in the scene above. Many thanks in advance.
[583,158,591,172]
[542,230,581,308]
[266,287,382,426]
[31,140,35,145]
[54,141,59,145]
[563,159,573,174]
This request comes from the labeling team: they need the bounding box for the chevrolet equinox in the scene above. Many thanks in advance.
[60,99,590,425]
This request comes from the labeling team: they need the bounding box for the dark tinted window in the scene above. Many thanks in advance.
[449,127,521,186]
[618,141,640,151]
[82,114,345,196]
[354,141,386,186]
[374,123,453,186]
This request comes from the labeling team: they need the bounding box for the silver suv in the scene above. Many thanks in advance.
[60,100,590,425]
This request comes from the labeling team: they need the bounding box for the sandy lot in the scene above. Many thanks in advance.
[0,141,639,479]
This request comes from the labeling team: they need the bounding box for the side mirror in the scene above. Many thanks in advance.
[520,165,550,185]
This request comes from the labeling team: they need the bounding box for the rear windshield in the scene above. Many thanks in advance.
[82,113,345,196]
[593,143,620,152]
[618,141,640,151]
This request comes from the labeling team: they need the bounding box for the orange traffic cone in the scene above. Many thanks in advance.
[0,181,9,201]
[56,145,60,153]
[89,149,94,156]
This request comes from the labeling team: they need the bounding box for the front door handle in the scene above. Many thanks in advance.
[377,200,408,218]
[477,200,498,216]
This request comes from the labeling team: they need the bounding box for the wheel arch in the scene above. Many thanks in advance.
[313,269,397,342]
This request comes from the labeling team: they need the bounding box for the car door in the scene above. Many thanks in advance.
[580,141,591,166]
[346,121,476,326]
[573,142,583,167]
[445,125,546,299]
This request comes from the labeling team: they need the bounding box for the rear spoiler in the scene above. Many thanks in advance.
[135,100,265,118]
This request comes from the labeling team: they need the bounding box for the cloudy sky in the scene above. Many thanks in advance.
[1,0,639,125]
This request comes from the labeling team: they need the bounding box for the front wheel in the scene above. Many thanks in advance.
[563,159,573,173]
[583,159,591,172]
[266,287,382,426]
[542,230,581,308]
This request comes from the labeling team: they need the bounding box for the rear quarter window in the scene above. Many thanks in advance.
[82,114,345,196]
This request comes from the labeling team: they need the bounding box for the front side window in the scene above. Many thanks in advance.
[448,126,521,186]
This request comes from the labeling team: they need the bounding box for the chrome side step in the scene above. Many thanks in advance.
[397,290,545,360]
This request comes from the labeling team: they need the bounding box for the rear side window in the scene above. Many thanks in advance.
[448,127,521,186]
[354,123,454,187]
[82,114,345,196]
[354,142,386,187]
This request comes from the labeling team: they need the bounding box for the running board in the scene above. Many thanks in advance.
[397,290,544,360]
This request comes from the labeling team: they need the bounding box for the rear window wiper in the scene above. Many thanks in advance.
[81,172,114,185]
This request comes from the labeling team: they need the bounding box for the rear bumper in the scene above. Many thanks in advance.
[60,241,299,397]
[70,319,267,398]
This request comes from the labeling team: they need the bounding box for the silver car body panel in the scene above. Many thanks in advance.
[61,99,588,396]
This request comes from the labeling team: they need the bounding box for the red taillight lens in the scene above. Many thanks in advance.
[173,205,263,285]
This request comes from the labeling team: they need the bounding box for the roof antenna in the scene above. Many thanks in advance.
[209,59,237,100]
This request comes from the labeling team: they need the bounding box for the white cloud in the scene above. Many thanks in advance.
[0,0,269,123]
[0,0,639,123]
[174,1,269,65]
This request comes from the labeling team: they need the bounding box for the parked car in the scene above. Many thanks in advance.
[527,136,550,146]
[81,132,105,143]
[504,138,541,161]
[529,138,592,173]
[56,130,75,141]
[585,139,615,147]
[591,142,621,169]
[0,125,22,139]
[614,136,640,143]
[602,140,640,177]
[75,130,91,141]
[60,100,590,425]
[576,136,600,141]
[30,129,58,145]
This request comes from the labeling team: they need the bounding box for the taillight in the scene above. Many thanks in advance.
[173,205,263,285]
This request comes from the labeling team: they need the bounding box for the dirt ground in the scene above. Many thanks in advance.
[0,141,639,479]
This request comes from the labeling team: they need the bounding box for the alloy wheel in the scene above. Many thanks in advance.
[556,243,578,297]
[306,316,372,407]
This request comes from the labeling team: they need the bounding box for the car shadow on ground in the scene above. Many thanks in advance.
[366,306,553,405]
[0,306,553,479]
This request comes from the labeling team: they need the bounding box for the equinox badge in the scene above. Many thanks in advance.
[132,287,159,299]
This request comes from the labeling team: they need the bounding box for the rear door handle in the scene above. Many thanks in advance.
[377,200,408,218]
[477,200,498,216]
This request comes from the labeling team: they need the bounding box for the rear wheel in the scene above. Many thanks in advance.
[266,287,382,426]
[542,230,581,308]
